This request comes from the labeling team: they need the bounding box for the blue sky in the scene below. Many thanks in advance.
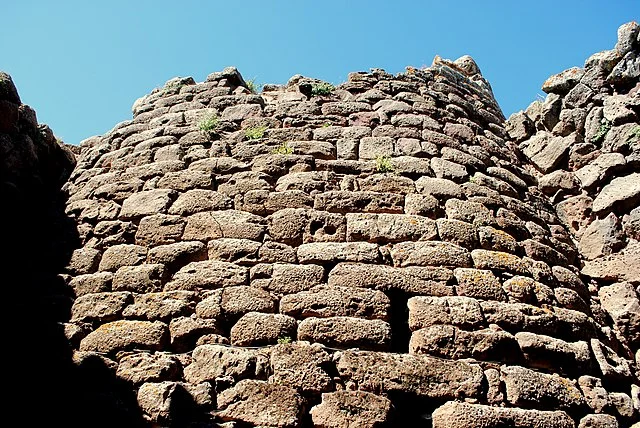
[1,1,637,145]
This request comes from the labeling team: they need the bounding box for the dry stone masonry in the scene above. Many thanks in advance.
[2,21,639,428]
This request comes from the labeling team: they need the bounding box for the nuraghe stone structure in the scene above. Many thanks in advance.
[2,22,639,428]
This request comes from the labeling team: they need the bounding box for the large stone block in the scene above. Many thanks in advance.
[328,263,454,295]
[217,380,304,428]
[337,350,483,399]
[408,296,484,330]
[79,320,169,354]
[71,291,133,322]
[516,332,591,374]
[184,344,264,384]
[501,365,585,412]
[310,391,392,428]
[117,352,181,384]
[391,241,472,267]
[252,263,324,295]
[112,264,166,293]
[431,401,574,428]
[165,260,247,291]
[314,191,404,214]
[410,325,520,363]
[280,285,390,321]
[598,282,640,347]
[297,242,379,264]
[230,312,297,346]
[298,316,392,351]
[269,342,333,393]
[346,213,437,243]
[182,210,266,241]
[453,268,506,301]
[120,189,176,219]
[122,291,195,321]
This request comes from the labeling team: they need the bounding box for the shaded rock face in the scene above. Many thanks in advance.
[4,21,639,428]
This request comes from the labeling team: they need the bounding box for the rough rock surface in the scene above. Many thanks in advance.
[5,21,640,427]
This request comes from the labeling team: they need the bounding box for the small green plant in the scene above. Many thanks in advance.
[322,122,331,128]
[272,141,294,155]
[627,125,640,144]
[311,82,335,96]
[246,78,261,94]
[245,125,268,140]
[198,114,220,134]
[375,155,394,173]
[277,336,292,345]
[591,118,611,143]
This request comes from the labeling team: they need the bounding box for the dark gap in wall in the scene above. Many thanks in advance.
[386,289,411,353]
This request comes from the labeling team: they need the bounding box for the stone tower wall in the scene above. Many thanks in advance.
[2,22,639,428]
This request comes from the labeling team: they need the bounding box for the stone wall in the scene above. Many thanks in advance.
[3,21,639,428]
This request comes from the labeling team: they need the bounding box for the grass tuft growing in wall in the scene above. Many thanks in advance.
[311,82,335,96]
[198,114,220,134]
[245,125,268,140]
[375,155,394,173]
[272,141,294,155]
